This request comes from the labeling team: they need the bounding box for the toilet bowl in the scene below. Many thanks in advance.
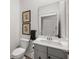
[11,38,29,59]
[12,48,25,59]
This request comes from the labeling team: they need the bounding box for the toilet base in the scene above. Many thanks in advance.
[11,55,24,59]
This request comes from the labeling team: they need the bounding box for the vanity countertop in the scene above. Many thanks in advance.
[33,37,69,52]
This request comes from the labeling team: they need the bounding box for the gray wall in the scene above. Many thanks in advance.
[10,0,20,54]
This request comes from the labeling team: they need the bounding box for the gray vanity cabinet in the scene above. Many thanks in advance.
[34,44,68,59]
[34,44,47,59]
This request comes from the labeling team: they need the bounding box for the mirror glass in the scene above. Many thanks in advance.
[41,14,58,36]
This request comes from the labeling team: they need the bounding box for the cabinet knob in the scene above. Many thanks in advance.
[39,56,41,59]
[48,56,51,59]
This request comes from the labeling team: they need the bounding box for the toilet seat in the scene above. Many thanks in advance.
[12,48,25,57]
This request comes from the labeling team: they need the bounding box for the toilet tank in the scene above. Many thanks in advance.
[20,38,29,49]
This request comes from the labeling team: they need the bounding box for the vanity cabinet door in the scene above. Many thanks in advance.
[34,50,47,59]
[34,44,47,59]
[37,51,47,59]
[48,48,67,59]
[34,49,38,59]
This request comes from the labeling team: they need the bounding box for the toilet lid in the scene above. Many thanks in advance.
[12,48,25,56]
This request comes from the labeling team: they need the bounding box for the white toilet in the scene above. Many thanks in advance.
[11,38,29,59]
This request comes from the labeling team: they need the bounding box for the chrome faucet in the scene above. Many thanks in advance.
[47,36,52,40]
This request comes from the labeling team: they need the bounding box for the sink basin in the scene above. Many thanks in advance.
[33,38,69,51]
[34,38,69,51]
[39,39,68,47]
[39,40,62,46]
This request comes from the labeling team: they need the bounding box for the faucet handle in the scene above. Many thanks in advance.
[47,37,49,40]
[47,36,52,40]
[50,37,52,40]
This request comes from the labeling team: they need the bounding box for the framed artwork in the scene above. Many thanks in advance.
[22,10,31,23]
[22,23,30,35]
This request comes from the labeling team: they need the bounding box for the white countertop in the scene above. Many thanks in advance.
[33,37,69,52]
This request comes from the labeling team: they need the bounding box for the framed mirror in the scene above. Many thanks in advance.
[38,0,69,39]
[38,1,60,37]
[39,12,59,37]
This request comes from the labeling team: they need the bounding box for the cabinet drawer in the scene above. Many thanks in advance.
[48,48,67,59]
[34,44,47,52]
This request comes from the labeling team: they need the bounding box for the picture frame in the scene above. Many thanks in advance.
[22,23,30,35]
[22,10,31,23]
